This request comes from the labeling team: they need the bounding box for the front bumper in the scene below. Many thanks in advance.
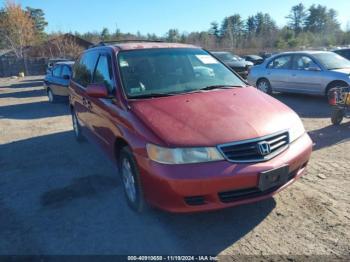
[135,133,312,213]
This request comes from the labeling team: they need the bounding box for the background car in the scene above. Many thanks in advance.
[44,61,74,103]
[248,51,350,96]
[243,54,264,65]
[333,48,350,60]
[211,51,253,78]
[46,58,71,74]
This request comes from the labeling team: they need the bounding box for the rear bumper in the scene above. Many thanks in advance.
[135,133,312,213]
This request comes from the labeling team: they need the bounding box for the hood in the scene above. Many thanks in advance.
[329,68,350,75]
[130,87,300,147]
[225,60,250,67]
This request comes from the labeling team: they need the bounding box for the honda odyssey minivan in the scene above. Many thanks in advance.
[69,41,312,213]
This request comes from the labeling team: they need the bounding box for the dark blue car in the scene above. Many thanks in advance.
[44,61,74,103]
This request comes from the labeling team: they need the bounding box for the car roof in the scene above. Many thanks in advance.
[277,50,331,56]
[89,41,199,52]
[333,48,350,51]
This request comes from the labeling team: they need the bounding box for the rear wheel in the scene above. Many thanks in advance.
[331,108,344,125]
[47,88,56,103]
[119,147,145,213]
[326,81,349,99]
[257,79,272,95]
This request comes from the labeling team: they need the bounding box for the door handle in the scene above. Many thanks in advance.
[292,74,297,77]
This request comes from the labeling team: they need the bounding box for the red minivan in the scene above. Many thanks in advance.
[69,41,312,213]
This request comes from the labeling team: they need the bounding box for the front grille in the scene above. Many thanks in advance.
[218,131,289,163]
[218,170,297,203]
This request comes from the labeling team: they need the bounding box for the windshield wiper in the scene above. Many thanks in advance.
[128,92,176,99]
[199,85,236,91]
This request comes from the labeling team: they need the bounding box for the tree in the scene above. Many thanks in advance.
[46,33,84,59]
[246,16,257,36]
[0,0,36,58]
[220,14,244,48]
[286,3,308,34]
[25,7,47,36]
[209,21,220,38]
[100,27,110,41]
[166,29,180,42]
[305,4,340,33]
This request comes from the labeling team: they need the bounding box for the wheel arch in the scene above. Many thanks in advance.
[325,80,349,95]
[114,137,130,164]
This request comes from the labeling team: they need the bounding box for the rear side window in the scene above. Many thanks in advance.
[267,55,292,70]
[52,65,61,77]
[73,52,99,87]
[93,54,114,93]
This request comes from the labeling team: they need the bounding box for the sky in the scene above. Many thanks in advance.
[13,0,350,35]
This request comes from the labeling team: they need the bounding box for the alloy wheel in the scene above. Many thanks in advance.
[48,90,53,102]
[258,80,269,93]
[72,113,79,137]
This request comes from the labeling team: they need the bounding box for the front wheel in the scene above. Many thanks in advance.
[257,79,272,95]
[331,108,344,125]
[119,147,145,213]
[71,110,85,142]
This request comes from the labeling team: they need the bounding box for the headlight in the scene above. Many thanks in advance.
[289,120,306,142]
[146,144,224,164]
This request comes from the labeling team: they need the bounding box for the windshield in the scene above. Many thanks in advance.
[118,48,245,98]
[313,52,350,70]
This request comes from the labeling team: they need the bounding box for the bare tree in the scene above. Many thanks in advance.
[49,34,84,59]
[0,0,35,58]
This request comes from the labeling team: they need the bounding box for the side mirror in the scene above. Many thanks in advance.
[86,84,108,98]
[62,74,70,80]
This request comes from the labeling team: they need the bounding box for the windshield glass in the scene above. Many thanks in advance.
[313,52,350,70]
[118,48,245,98]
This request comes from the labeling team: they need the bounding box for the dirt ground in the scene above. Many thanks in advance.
[0,76,349,259]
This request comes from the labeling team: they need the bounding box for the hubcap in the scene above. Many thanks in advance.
[121,158,136,203]
[258,81,269,93]
[48,90,53,102]
[72,113,79,137]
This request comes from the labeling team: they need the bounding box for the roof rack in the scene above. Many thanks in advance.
[89,39,165,48]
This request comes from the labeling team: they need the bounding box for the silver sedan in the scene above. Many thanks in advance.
[247,51,350,97]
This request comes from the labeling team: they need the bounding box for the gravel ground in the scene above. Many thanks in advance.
[0,76,349,259]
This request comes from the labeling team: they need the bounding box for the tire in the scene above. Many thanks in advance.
[119,147,145,213]
[326,82,349,99]
[71,109,85,142]
[47,88,56,103]
[257,79,272,95]
[331,108,344,125]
